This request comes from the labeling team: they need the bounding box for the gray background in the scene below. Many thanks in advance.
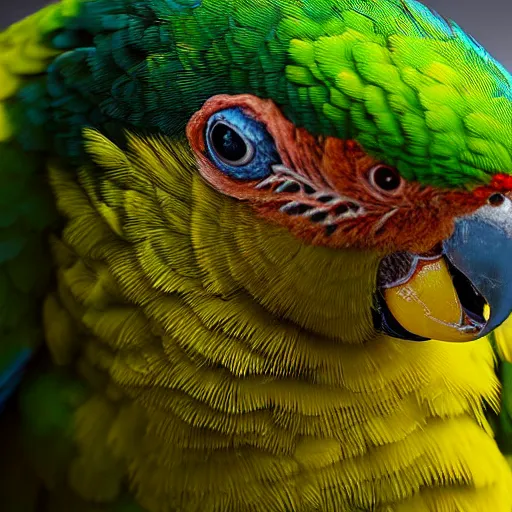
[0,0,510,71]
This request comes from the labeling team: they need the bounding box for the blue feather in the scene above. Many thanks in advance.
[0,348,32,413]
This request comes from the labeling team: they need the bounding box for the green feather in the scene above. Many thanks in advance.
[2,0,510,188]
[2,0,512,509]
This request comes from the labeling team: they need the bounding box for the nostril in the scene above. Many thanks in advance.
[488,193,505,207]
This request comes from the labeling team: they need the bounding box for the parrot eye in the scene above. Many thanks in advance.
[369,164,402,193]
[488,193,505,206]
[209,121,255,166]
[205,108,280,180]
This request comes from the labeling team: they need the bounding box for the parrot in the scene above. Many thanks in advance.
[3,0,512,510]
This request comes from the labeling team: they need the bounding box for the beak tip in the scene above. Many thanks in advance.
[444,213,512,338]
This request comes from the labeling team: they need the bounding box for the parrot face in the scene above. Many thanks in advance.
[187,94,512,343]
[6,0,512,509]
[10,0,511,346]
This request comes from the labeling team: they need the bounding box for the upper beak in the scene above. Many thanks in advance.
[378,195,512,342]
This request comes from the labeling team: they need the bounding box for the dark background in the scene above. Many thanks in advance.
[0,0,510,71]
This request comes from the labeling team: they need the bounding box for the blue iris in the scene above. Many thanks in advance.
[205,107,280,180]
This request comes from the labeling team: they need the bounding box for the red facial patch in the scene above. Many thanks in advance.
[473,174,512,200]
[187,94,501,254]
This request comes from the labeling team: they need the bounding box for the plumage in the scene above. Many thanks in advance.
[0,347,31,412]
[1,0,512,511]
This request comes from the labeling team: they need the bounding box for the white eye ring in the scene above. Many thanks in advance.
[207,120,255,167]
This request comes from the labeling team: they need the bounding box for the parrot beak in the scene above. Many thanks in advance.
[376,197,512,342]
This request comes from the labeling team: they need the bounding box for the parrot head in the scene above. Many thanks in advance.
[47,0,512,345]
[172,0,512,344]
[186,94,512,344]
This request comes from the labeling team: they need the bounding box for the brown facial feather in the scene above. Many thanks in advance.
[187,94,496,255]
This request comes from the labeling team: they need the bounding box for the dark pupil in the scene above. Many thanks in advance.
[488,193,505,206]
[374,166,401,191]
[211,122,248,163]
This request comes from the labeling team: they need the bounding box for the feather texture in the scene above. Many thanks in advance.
[1,0,512,510]
[2,0,512,187]
[0,1,77,419]
[28,128,510,511]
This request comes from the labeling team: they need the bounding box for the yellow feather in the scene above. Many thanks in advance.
[69,395,126,502]
[42,293,80,366]
[494,314,512,362]
[0,103,13,141]
[43,130,512,511]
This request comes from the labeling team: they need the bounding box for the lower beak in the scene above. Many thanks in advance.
[379,197,512,342]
